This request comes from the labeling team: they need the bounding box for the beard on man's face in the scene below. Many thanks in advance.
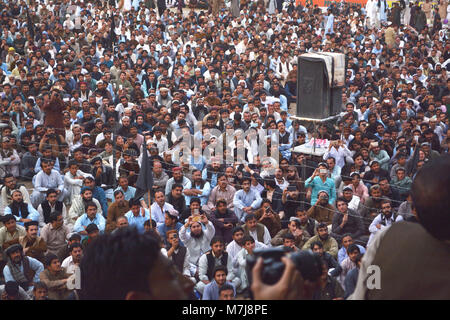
[191,229,204,239]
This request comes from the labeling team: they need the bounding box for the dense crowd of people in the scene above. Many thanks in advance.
[0,0,449,300]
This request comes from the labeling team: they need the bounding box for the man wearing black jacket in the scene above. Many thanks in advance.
[331,198,366,245]
[311,241,342,278]
[166,184,186,215]
[91,157,115,201]
[209,199,239,244]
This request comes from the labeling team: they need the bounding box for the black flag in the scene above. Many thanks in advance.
[134,146,154,202]
[107,14,116,49]
[26,7,35,40]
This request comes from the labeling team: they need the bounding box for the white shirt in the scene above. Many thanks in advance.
[368,213,403,245]
[249,226,272,247]
[227,240,268,266]
[150,201,175,226]
[61,256,79,275]
[179,221,215,267]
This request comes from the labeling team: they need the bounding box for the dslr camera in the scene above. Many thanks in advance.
[246,247,322,287]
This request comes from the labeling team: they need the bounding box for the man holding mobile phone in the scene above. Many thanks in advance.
[305,162,337,206]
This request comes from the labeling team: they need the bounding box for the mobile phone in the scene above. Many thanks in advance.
[319,169,327,174]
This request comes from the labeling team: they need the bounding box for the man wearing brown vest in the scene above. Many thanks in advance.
[242,214,272,247]
[350,155,450,299]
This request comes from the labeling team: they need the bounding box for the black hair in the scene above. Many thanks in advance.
[172,183,183,190]
[263,177,276,189]
[79,227,160,299]
[411,155,450,240]
[219,283,234,295]
[283,232,295,241]
[5,281,19,297]
[210,236,225,246]
[212,265,228,277]
[44,253,59,267]
[84,201,97,210]
[47,210,62,223]
[310,241,323,250]
[317,222,328,230]
[244,214,257,222]
[129,198,141,207]
[46,188,57,196]
[347,244,360,254]
[232,226,244,235]
[114,190,124,198]
[242,235,255,244]
[68,242,83,253]
[33,281,48,292]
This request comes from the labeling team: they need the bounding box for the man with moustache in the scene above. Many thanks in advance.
[106,190,130,233]
[18,221,47,263]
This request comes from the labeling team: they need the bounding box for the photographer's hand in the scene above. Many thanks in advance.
[251,256,302,300]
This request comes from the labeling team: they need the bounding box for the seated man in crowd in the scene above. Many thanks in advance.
[83,176,109,218]
[73,202,106,239]
[124,199,151,234]
[165,230,195,284]
[179,214,216,284]
[204,174,236,215]
[0,174,31,214]
[337,234,366,265]
[306,190,335,226]
[40,211,71,261]
[166,183,187,215]
[68,187,103,229]
[105,190,130,233]
[271,217,310,248]
[150,190,176,226]
[202,266,236,300]
[303,223,339,259]
[242,214,272,247]
[233,177,262,222]
[331,198,366,245]
[254,199,282,238]
[39,253,72,300]
[196,236,240,296]
[209,199,239,244]
[3,244,44,294]
[61,243,83,276]
[18,221,47,263]
[64,160,93,202]
[37,189,68,229]
[90,156,115,201]
[31,159,67,209]
[4,190,39,227]
[184,169,211,207]
[311,241,342,278]
[157,209,183,246]
[368,199,403,245]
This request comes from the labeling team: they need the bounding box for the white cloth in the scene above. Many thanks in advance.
[150,201,175,226]
[179,221,215,267]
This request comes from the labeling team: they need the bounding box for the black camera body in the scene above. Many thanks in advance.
[246,247,323,287]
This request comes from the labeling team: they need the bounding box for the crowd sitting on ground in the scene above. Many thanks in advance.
[0,0,449,300]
